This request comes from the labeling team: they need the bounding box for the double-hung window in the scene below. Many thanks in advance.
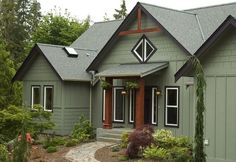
[165,87,179,127]
[152,88,158,125]
[43,86,53,112]
[113,87,125,122]
[102,90,106,121]
[31,86,40,109]
[129,90,135,123]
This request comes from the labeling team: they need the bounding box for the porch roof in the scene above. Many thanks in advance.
[96,62,168,78]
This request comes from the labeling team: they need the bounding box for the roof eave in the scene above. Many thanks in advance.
[175,15,236,82]
[12,44,63,82]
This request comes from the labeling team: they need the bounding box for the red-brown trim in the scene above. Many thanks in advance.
[103,78,113,129]
[118,27,161,36]
[138,8,142,30]
[135,78,145,129]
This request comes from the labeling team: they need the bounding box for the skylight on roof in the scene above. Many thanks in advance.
[64,47,78,57]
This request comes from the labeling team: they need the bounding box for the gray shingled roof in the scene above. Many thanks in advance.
[96,62,168,77]
[37,43,97,81]
[141,3,204,54]
[14,2,236,82]
[186,2,236,41]
[70,20,123,52]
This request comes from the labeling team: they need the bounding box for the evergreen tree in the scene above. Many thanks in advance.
[113,0,127,20]
[32,10,90,46]
[0,41,22,109]
[191,56,207,162]
[0,0,41,67]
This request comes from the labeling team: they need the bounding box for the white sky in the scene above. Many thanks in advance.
[37,0,236,22]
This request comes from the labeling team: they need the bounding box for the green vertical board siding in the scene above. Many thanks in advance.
[22,54,63,134]
[92,82,103,128]
[202,29,236,162]
[93,14,194,138]
[62,82,90,135]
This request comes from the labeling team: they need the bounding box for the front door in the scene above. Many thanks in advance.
[144,87,158,125]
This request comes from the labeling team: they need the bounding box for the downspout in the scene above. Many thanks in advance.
[89,71,96,123]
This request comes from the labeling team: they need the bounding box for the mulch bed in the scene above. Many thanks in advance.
[30,144,73,162]
[95,146,161,162]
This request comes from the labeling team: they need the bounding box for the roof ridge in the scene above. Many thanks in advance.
[37,43,98,51]
[185,1,236,11]
[94,19,123,24]
[140,2,196,16]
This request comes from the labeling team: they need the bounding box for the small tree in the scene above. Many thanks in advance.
[191,56,206,162]
[113,0,127,20]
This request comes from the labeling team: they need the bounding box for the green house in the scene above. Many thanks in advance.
[13,2,236,162]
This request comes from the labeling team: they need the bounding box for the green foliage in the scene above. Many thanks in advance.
[125,81,139,90]
[101,79,112,90]
[118,155,129,161]
[143,146,169,160]
[0,0,41,65]
[0,42,22,109]
[113,0,127,20]
[64,139,78,147]
[143,129,192,162]
[13,122,31,162]
[111,144,120,152]
[72,116,94,143]
[0,144,9,162]
[42,134,67,149]
[120,132,129,148]
[0,105,54,143]
[46,146,58,153]
[191,56,207,162]
[32,9,90,46]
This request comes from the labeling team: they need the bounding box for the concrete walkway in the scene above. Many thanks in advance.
[65,141,114,162]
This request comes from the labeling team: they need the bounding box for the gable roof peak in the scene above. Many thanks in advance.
[139,2,196,15]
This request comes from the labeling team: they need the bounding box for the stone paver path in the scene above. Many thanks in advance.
[65,141,114,162]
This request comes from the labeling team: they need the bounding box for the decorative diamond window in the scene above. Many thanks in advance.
[131,35,157,63]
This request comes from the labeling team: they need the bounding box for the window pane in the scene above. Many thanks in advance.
[167,89,177,106]
[114,89,124,121]
[45,87,53,111]
[136,41,143,59]
[152,88,158,124]
[145,41,154,58]
[33,88,40,105]
[167,107,177,125]
[129,90,135,122]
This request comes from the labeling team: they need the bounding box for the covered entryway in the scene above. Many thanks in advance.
[96,62,168,129]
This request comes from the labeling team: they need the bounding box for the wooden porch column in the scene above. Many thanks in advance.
[135,78,145,129]
[103,78,112,129]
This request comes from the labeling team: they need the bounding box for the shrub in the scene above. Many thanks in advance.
[120,132,129,148]
[65,139,78,147]
[143,129,192,162]
[71,116,94,143]
[42,135,67,149]
[111,144,120,152]
[143,145,169,160]
[0,144,8,162]
[126,125,154,158]
[46,146,57,153]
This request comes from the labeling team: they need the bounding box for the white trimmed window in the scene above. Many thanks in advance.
[129,90,135,123]
[31,86,40,108]
[131,35,157,63]
[113,87,125,122]
[165,87,179,127]
[43,86,53,112]
[151,88,158,125]
[102,90,106,121]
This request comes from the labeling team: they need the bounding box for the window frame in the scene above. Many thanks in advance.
[43,85,54,112]
[164,86,179,127]
[113,87,125,123]
[31,85,41,109]
[102,89,106,121]
[129,89,135,123]
[131,34,157,63]
[151,87,158,125]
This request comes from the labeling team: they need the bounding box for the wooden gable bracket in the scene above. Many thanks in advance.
[118,8,161,36]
